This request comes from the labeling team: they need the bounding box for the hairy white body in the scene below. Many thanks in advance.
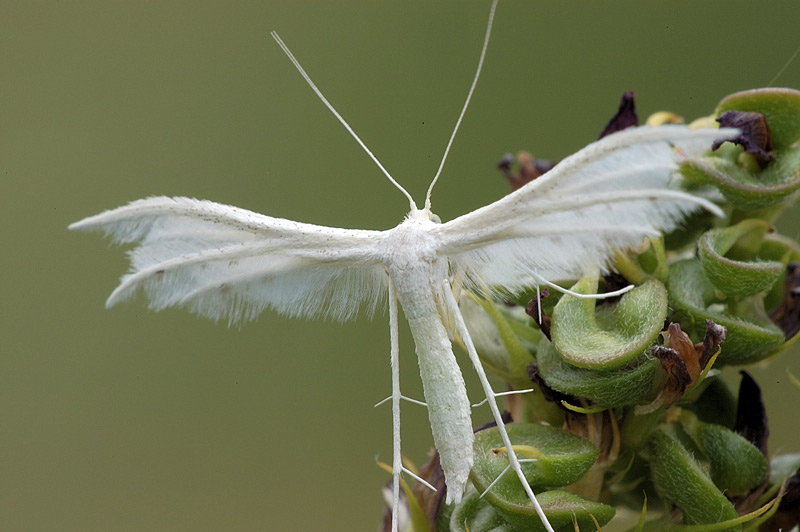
[69,2,736,530]
[387,214,474,501]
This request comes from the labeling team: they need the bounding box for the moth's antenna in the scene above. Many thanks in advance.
[424,0,498,212]
[271,31,417,212]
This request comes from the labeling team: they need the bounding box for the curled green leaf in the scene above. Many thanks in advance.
[679,413,768,496]
[448,487,513,532]
[469,422,614,528]
[698,219,784,297]
[447,487,620,532]
[536,338,659,407]
[471,423,599,495]
[681,90,800,212]
[680,152,800,212]
[551,274,667,369]
[649,430,740,530]
[667,259,785,364]
[470,422,610,529]
[698,423,769,496]
[451,487,614,532]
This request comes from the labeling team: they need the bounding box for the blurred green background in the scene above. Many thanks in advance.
[3,2,800,531]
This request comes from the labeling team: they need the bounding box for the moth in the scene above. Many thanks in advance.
[70,2,733,531]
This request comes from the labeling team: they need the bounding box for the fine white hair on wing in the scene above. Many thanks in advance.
[70,196,389,324]
[528,125,739,195]
[447,196,703,295]
[69,196,381,248]
[433,127,735,254]
[115,254,388,324]
[433,126,737,295]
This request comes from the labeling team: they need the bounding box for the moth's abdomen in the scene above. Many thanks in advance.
[408,309,473,503]
[391,269,473,502]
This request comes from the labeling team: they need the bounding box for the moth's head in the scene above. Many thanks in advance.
[408,206,441,224]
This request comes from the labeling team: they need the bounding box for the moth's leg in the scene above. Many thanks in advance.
[442,280,556,532]
[388,281,402,532]
[531,271,634,300]
[374,395,427,408]
[471,388,534,408]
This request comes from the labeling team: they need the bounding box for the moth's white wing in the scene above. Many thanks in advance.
[70,197,388,323]
[435,125,736,292]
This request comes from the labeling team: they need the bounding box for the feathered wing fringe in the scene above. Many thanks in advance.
[70,197,388,324]
[436,126,735,294]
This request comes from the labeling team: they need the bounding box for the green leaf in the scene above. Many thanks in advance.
[448,487,512,532]
[469,422,615,529]
[462,293,539,385]
[471,423,599,495]
[679,413,768,496]
[698,423,768,496]
[460,294,563,425]
[698,219,783,297]
[451,486,615,532]
[470,423,611,530]
[649,430,740,531]
[680,153,800,213]
[667,259,785,364]
[536,338,659,407]
[551,274,668,369]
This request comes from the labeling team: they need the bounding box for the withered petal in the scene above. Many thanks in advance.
[412,451,447,528]
[761,467,800,531]
[769,262,800,341]
[734,371,770,458]
[652,345,692,397]
[598,91,639,139]
[497,151,555,191]
[663,323,701,383]
[777,470,800,522]
[699,319,727,368]
[713,110,774,168]
[525,289,552,340]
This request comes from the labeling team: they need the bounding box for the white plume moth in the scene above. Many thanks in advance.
[70,1,734,530]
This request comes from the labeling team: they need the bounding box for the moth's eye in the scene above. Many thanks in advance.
[429,213,442,224]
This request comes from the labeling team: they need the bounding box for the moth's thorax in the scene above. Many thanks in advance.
[383,216,442,270]
[383,216,449,322]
